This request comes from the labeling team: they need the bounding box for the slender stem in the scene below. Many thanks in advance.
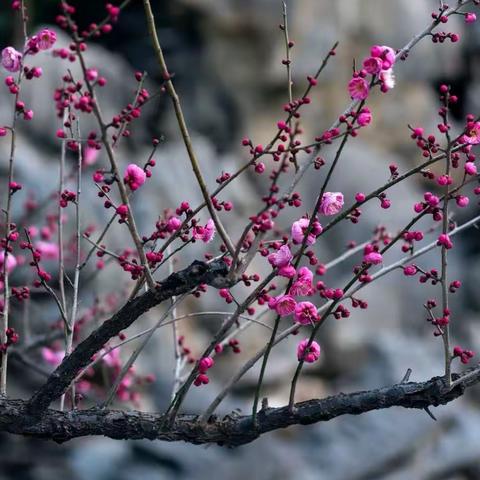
[142,0,235,258]
[101,296,185,408]
[60,121,83,411]
[70,29,156,290]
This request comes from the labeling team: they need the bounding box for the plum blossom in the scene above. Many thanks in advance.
[362,56,382,75]
[1,47,22,72]
[42,347,64,367]
[465,13,477,24]
[289,267,314,296]
[268,294,297,316]
[461,122,480,145]
[83,146,99,166]
[319,192,344,216]
[294,301,319,325]
[193,219,215,243]
[357,107,372,127]
[348,77,369,100]
[278,264,297,278]
[291,218,322,245]
[124,163,146,191]
[363,251,383,265]
[297,339,321,363]
[0,251,17,273]
[267,244,293,268]
[370,45,396,70]
[35,241,60,260]
[36,28,57,50]
[167,216,182,232]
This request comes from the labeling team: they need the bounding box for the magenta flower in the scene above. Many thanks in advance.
[268,294,297,316]
[357,108,372,127]
[363,251,383,265]
[348,77,369,100]
[193,219,215,243]
[0,251,17,273]
[363,56,382,75]
[465,162,477,175]
[437,234,453,250]
[297,339,321,363]
[1,47,22,72]
[462,122,480,145]
[278,264,297,278]
[290,267,314,297]
[83,146,99,166]
[268,244,293,268]
[41,347,64,367]
[294,301,319,325]
[370,45,396,70]
[124,163,146,191]
[320,192,344,216]
[167,216,182,232]
[198,357,214,373]
[36,241,60,260]
[291,218,322,245]
[465,13,477,24]
[34,28,57,50]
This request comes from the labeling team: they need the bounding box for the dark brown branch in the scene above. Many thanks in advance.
[4,366,478,447]
[27,260,230,415]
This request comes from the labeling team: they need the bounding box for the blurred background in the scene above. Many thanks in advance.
[1,1,480,479]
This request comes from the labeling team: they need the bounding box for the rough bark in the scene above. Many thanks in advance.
[2,366,477,447]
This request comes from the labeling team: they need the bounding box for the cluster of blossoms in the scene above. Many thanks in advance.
[348,45,396,102]
[263,192,348,362]
[1,28,57,74]
[194,356,214,386]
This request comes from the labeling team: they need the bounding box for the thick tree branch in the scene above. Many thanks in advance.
[3,366,477,447]
[27,260,230,415]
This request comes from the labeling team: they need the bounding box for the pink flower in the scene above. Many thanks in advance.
[462,122,480,145]
[465,162,477,175]
[124,163,146,191]
[465,13,477,24]
[363,251,383,265]
[403,265,417,276]
[83,146,99,166]
[456,195,469,208]
[1,47,22,72]
[291,218,322,245]
[167,216,182,232]
[268,294,297,316]
[35,241,59,260]
[379,68,395,91]
[363,56,382,75]
[278,264,297,278]
[35,29,57,50]
[348,77,369,100]
[0,251,17,273]
[198,356,214,373]
[268,244,293,268]
[370,45,396,70]
[294,301,319,325]
[42,347,64,367]
[297,339,321,363]
[193,219,216,243]
[357,108,372,127]
[320,192,344,216]
[290,267,314,296]
[437,233,453,249]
